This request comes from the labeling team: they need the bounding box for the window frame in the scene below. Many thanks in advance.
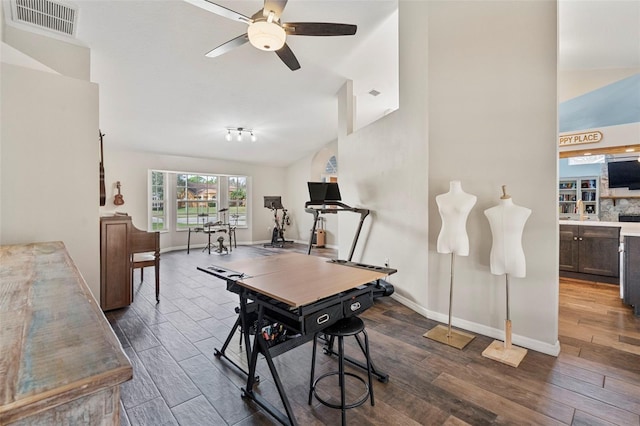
[149,170,167,231]
[148,169,250,232]
[227,175,248,227]
[176,173,219,230]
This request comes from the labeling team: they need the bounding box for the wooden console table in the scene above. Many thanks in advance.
[0,241,132,425]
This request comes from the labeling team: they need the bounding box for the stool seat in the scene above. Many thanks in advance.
[323,316,365,337]
[309,315,374,426]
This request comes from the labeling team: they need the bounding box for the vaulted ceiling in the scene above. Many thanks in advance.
[74,0,399,167]
[6,1,638,167]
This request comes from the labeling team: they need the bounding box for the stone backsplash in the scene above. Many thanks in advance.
[600,198,640,221]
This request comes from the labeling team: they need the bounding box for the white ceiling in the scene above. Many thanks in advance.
[9,1,639,167]
[72,0,399,167]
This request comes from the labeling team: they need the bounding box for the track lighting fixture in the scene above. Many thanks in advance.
[225,127,257,142]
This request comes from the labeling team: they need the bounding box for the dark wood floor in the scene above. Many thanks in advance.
[107,244,640,425]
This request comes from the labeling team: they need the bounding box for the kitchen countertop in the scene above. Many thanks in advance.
[560,219,640,237]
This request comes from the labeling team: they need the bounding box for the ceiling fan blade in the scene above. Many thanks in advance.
[205,33,249,58]
[275,43,300,71]
[263,0,288,19]
[184,0,252,24]
[283,22,357,36]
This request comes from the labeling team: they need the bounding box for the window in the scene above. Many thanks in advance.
[325,155,338,174]
[151,171,166,231]
[176,174,218,229]
[149,171,250,230]
[228,176,247,226]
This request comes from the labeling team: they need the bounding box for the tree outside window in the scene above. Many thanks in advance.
[176,174,218,229]
[228,176,247,226]
[151,171,166,231]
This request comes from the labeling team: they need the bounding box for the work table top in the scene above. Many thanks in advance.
[222,252,389,307]
[0,241,132,424]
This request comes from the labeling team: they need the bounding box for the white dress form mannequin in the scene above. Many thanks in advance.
[482,186,531,367]
[425,181,477,349]
[484,192,531,277]
[436,180,477,256]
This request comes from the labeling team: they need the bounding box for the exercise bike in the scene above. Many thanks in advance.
[263,196,293,248]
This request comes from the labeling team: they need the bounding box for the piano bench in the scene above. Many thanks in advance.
[132,251,160,302]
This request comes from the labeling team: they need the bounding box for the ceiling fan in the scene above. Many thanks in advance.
[185,0,357,71]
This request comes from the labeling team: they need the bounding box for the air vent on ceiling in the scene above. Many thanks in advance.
[368,89,381,97]
[9,0,77,37]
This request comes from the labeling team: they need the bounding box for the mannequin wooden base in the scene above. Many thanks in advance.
[423,325,475,350]
[482,340,527,367]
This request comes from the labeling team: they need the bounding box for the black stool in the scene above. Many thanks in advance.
[308,316,374,425]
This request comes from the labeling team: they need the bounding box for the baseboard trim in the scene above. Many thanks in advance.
[390,293,560,357]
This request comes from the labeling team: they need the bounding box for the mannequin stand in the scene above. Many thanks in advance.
[482,274,527,367]
[424,253,475,350]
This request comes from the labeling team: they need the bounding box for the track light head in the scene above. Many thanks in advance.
[225,127,257,142]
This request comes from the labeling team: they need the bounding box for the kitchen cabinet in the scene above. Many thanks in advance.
[624,236,640,315]
[559,225,620,281]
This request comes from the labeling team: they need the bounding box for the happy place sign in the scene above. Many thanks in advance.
[559,131,603,147]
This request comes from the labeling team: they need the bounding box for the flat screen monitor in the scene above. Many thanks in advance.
[264,196,283,209]
[607,160,640,189]
[308,182,341,202]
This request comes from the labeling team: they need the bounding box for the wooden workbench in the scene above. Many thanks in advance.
[0,241,132,425]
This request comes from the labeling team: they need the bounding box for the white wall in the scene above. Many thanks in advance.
[559,68,640,102]
[427,1,558,353]
[339,0,560,355]
[338,1,429,304]
[1,14,100,300]
[285,152,313,244]
[284,140,341,248]
[310,141,339,247]
[3,20,90,81]
[1,63,100,299]
[100,149,287,249]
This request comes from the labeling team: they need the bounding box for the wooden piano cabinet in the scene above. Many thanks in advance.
[0,241,132,425]
[100,215,132,310]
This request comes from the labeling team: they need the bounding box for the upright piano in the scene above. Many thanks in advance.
[100,214,159,310]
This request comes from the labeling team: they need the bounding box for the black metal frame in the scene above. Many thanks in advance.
[304,201,369,261]
[212,298,255,380]
[197,260,396,426]
[187,222,235,254]
[323,334,388,383]
[264,203,293,248]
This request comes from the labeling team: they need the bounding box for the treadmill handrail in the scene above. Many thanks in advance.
[305,200,350,208]
[305,200,370,261]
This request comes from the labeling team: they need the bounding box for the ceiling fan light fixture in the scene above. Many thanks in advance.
[225,129,232,141]
[248,21,286,51]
